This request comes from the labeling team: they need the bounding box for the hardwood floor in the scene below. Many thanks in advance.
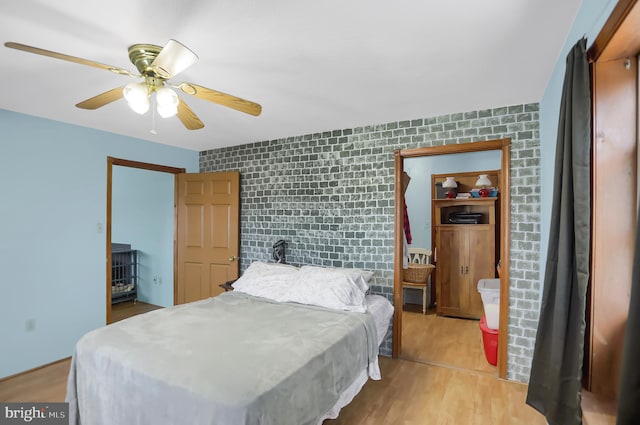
[401,304,495,374]
[328,357,544,425]
[0,358,69,402]
[111,300,163,323]
[0,356,543,425]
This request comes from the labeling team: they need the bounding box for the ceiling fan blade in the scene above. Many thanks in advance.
[178,82,262,116]
[150,40,198,79]
[4,42,136,77]
[176,97,205,130]
[76,87,124,109]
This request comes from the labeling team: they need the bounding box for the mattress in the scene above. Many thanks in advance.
[316,294,394,423]
[66,292,392,425]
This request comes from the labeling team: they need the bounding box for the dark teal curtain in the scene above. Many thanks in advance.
[526,38,591,425]
[616,208,640,423]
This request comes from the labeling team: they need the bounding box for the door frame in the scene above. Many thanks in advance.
[106,157,185,324]
[393,138,511,379]
[584,0,640,396]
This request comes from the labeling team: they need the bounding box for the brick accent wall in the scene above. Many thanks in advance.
[200,103,540,383]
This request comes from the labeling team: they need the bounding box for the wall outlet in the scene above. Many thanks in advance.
[96,222,104,234]
[25,318,35,332]
[153,275,161,285]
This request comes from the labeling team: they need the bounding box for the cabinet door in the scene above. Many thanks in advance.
[467,225,496,318]
[436,227,468,317]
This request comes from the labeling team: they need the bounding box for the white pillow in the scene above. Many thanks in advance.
[231,261,298,297]
[284,269,367,312]
[299,265,373,293]
[248,260,299,273]
[233,261,367,312]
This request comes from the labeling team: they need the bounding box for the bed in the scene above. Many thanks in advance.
[66,261,393,425]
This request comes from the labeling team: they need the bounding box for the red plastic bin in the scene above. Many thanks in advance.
[479,315,498,366]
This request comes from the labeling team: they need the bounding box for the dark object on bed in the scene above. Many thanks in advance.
[272,239,287,263]
[219,279,237,292]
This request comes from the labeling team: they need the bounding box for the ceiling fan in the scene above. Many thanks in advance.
[3,40,262,130]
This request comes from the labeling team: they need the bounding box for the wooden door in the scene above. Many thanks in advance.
[176,172,240,304]
[436,226,467,317]
[437,225,494,319]
[467,225,495,318]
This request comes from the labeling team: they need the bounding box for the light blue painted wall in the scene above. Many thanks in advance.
[112,167,174,308]
[403,150,501,304]
[404,150,502,250]
[0,109,198,378]
[539,0,618,294]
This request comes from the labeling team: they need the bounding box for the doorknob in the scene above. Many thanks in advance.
[229,256,237,262]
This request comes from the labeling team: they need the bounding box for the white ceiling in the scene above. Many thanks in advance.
[0,0,581,152]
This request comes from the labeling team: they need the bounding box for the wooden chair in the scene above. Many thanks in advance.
[402,248,435,314]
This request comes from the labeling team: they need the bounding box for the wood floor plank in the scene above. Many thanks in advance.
[327,358,544,425]
[111,300,163,323]
[401,305,495,374]
[0,358,70,402]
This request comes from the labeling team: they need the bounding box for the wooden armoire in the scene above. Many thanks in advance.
[432,171,500,319]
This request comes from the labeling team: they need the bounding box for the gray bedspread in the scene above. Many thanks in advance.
[66,292,379,425]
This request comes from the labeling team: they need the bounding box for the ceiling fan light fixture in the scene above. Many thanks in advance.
[123,82,150,114]
[5,40,261,130]
[150,39,198,79]
[156,87,179,118]
[156,87,178,107]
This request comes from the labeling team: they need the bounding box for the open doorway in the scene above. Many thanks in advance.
[105,157,185,324]
[393,138,512,379]
[401,151,501,373]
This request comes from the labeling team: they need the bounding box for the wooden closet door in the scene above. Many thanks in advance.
[468,225,495,318]
[436,226,467,317]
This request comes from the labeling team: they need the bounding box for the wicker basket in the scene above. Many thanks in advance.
[403,263,434,283]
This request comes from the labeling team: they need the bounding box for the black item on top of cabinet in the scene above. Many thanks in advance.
[448,212,483,224]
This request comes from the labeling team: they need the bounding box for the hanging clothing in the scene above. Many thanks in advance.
[403,231,409,269]
[402,171,412,244]
[403,199,412,244]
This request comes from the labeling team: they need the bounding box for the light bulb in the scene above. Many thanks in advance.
[155,87,179,118]
[156,87,179,107]
[157,103,178,118]
[123,82,149,115]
